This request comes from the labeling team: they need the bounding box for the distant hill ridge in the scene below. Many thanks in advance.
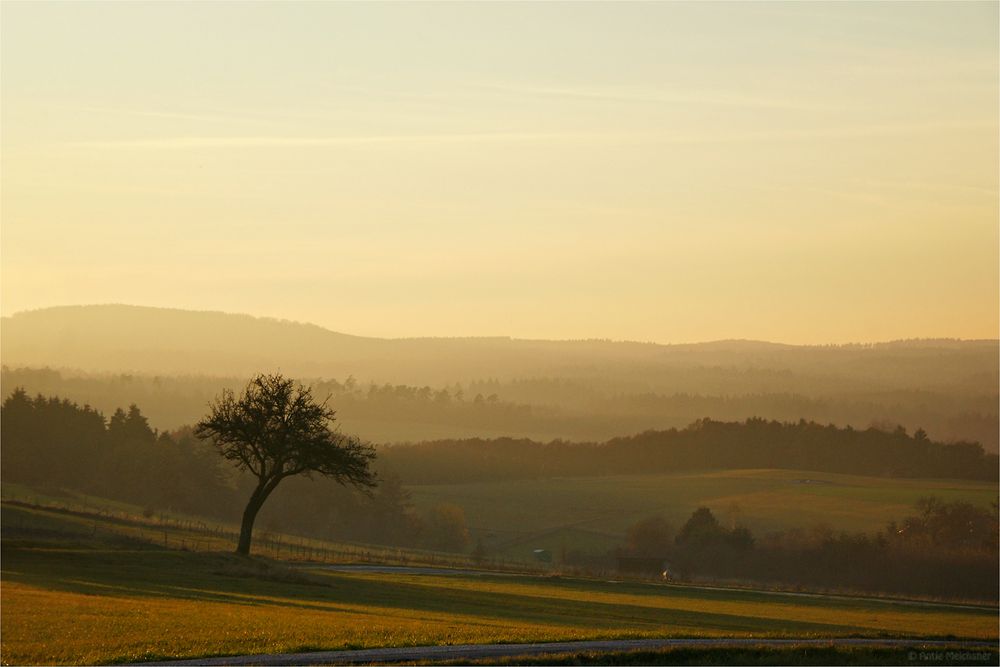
[2,304,997,389]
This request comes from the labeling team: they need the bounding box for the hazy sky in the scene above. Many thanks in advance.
[2,2,997,344]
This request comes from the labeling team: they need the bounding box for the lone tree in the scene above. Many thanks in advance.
[196,373,376,555]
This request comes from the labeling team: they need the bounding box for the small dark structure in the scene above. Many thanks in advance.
[617,555,670,578]
[533,549,552,563]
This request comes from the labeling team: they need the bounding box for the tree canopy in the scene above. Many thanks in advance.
[195,373,376,555]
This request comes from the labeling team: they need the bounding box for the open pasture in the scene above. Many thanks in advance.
[1,503,997,665]
[407,469,998,557]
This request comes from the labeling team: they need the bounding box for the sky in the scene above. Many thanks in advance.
[2,2,997,344]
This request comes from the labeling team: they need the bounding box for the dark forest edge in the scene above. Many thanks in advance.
[4,387,996,497]
[383,419,997,484]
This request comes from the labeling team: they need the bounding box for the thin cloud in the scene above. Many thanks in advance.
[62,132,593,150]
[474,82,835,112]
[60,118,995,151]
[73,106,257,124]
[69,103,378,125]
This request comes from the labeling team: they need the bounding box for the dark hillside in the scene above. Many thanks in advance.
[381,418,999,485]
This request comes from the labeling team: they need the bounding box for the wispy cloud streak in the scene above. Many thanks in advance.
[61,118,995,151]
[63,132,587,150]
[473,82,835,112]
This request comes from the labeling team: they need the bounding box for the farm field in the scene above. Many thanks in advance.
[406,469,999,559]
[1,503,997,665]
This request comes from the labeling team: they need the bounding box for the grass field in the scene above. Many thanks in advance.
[1,502,997,665]
[407,469,999,559]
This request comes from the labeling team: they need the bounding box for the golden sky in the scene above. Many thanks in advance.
[2,2,997,344]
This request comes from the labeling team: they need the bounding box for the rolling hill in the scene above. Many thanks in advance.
[3,304,996,392]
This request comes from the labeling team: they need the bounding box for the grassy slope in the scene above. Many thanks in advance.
[1,504,997,665]
[407,469,998,558]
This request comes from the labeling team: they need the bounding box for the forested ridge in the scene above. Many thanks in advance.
[380,418,998,484]
[4,365,998,452]
[4,387,994,501]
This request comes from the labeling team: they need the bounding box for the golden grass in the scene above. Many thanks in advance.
[3,497,998,665]
[2,541,996,666]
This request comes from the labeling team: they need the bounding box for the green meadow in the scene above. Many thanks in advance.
[407,469,998,558]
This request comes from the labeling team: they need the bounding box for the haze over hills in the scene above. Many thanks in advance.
[2,304,997,390]
[2,304,997,451]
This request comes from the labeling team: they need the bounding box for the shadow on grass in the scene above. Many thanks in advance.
[1,543,875,637]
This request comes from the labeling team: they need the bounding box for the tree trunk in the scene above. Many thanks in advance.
[236,480,277,556]
[236,499,261,555]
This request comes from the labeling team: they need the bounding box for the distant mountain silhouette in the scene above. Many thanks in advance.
[2,304,997,391]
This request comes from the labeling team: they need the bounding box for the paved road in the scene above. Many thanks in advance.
[150,638,998,665]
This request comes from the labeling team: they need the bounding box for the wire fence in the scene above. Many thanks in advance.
[0,492,541,574]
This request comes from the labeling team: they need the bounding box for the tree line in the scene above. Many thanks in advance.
[4,366,997,452]
[0,388,469,553]
[380,418,998,484]
[614,498,998,601]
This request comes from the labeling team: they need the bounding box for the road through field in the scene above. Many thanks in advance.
[150,638,999,666]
